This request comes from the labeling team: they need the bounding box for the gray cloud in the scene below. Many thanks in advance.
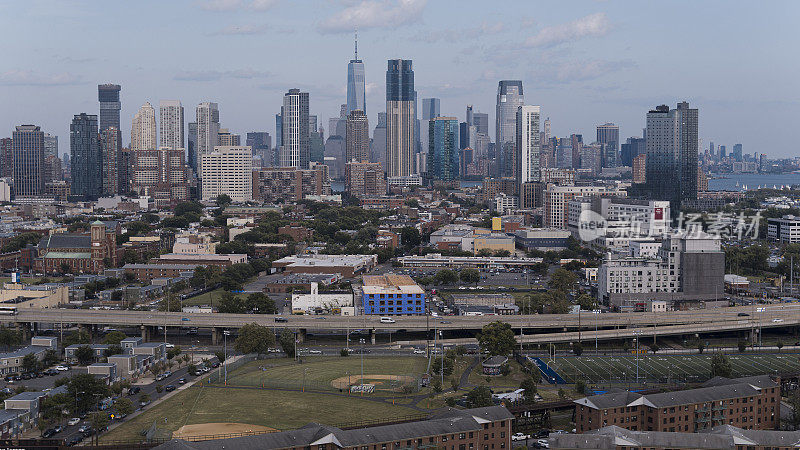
[318,0,427,34]
[198,0,278,12]
[525,12,610,48]
[174,69,271,82]
[0,70,83,86]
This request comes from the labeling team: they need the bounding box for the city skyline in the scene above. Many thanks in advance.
[2,1,797,158]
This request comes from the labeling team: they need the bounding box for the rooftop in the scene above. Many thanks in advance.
[362,274,424,295]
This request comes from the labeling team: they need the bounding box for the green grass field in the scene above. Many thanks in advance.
[538,352,800,384]
[221,356,428,391]
[103,385,421,442]
[181,289,247,307]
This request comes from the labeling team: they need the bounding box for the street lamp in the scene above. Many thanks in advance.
[223,330,230,385]
[359,338,365,388]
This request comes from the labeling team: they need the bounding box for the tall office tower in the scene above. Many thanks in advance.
[99,127,119,196]
[43,133,58,157]
[733,143,743,162]
[159,100,184,150]
[0,138,12,178]
[421,98,440,153]
[246,132,272,166]
[719,145,726,159]
[346,109,370,162]
[218,128,241,146]
[200,146,252,202]
[709,141,715,158]
[196,102,220,178]
[597,123,620,168]
[309,115,318,133]
[280,89,310,168]
[310,128,325,164]
[11,125,45,197]
[496,80,524,177]
[516,105,541,184]
[187,122,197,174]
[620,137,646,166]
[371,112,387,169]
[427,117,460,181]
[466,105,474,127]
[570,134,583,169]
[346,34,366,115]
[645,102,698,207]
[473,112,489,135]
[543,117,551,142]
[386,59,415,177]
[42,133,60,182]
[131,102,157,150]
[70,114,101,200]
[98,84,121,147]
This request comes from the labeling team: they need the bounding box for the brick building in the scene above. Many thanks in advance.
[130,147,190,208]
[154,406,513,450]
[278,225,314,242]
[574,376,780,434]
[33,221,118,274]
[345,161,386,198]
[252,165,330,203]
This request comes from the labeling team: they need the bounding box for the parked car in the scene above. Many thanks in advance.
[67,418,80,426]
[53,425,63,433]
[66,435,83,446]
[55,365,70,371]
[77,425,89,433]
[210,362,220,368]
[512,433,529,441]
[128,386,141,395]
[163,371,172,378]
[42,428,56,438]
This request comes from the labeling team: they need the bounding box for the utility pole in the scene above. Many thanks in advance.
[223,330,230,385]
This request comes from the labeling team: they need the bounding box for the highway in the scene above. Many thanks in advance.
[9,304,800,336]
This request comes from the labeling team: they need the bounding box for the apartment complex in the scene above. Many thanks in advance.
[767,215,800,244]
[575,376,779,434]
[544,184,621,229]
[252,165,330,203]
[200,146,252,202]
[362,273,426,315]
[130,147,190,208]
[345,161,386,198]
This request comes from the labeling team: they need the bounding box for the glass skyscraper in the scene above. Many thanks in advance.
[11,125,45,197]
[70,113,102,200]
[496,80,524,177]
[346,37,366,115]
[597,122,619,168]
[98,84,121,148]
[645,102,698,207]
[427,117,460,181]
[386,59,415,177]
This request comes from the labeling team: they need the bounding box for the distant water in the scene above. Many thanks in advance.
[708,173,800,191]
[331,181,344,193]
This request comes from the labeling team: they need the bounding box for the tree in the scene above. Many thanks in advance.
[787,389,800,430]
[434,269,459,285]
[477,321,516,356]
[43,349,59,367]
[235,323,275,356]
[102,331,127,346]
[649,342,660,354]
[549,268,578,293]
[450,377,460,392]
[22,353,39,373]
[139,393,151,405]
[431,356,454,377]
[520,377,538,403]
[710,353,732,378]
[466,386,494,408]
[159,292,181,312]
[214,351,226,364]
[778,339,784,352]
[572,342,583,356]
[167,347,182,360]
[40,393,71,431]
[0,326,22,350]
[576,293,596,311]
[245,292,276,314]
[216,194,232,207]
[697,341,705,354]
[278,330,296,358]
[738,340,748,353]
[401,227,421,249]
[75,345,95,366]
[217,292,245,313]
[340,348,349,357]
[63,330,91,347]
[66,373,110,414]
[459,268,480,284]
[104,345,123,357]
[575,380,588,395]
[113,397,134,416]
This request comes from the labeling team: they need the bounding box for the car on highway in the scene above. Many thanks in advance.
[738,312,750,317]
[78,425,90,433]
[308,349,322,355]
[166,343,175,348]
[178,377,187,384]
[773,318,784,323]
[274,317,288,323]
[181,317,190,322]
[156,374,166,382]
[68,418,80,426]
[380,317,396,323]
[163,371,172,378]
[412,348,425,354]
[267,347,281,353]
[439,320,452,324]
[55,365,70,371]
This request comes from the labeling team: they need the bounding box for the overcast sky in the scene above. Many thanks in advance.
[2,0,798,158]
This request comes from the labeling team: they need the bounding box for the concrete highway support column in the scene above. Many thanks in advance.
[370,328,376,345]
[211,328,219,346]
[297,329,306,344]
[15,322,30,342]
[141,325,151,341]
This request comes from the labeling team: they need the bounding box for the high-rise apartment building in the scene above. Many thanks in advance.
[427,117,460,181]
[187,122,197,174]
[99,127,119,196]
[196,102,220,176]
[421,98,440,153]
[345,161,386,197]
[645,102,698,207]
[371,112,387,169]
[346,36,366,115]
[275,113,282,149]
[12,125,45,197]
[570,134,583,170]
[98,84,121,145]
[733,143,743,162]
[496,80,524,177]
[516,105,541,186]
[131,102,157,151]
[218,128,241,146]
[386,59,415,177]
[252,165,330,203]
[200,146,252,202]
[280,89,310,169]
[159,100,184,150]
[0,138,12,178]
[42,133,61,183]
[473,112,489,136]
[70,114,102,200]
[246,132,272,166]
[632,154,647,183]
[621,137,646,166]
[346,109,370,163]
[596,123,619,168]
[131,147,190,208]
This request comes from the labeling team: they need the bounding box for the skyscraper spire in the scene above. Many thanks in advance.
[354,28,358,60]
